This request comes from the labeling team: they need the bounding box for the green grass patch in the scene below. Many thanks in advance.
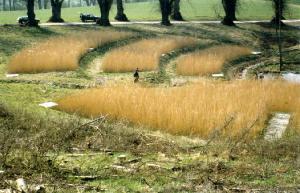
[0,0,300,24]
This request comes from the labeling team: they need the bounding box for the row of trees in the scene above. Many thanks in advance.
[1,0,76,11]
[24,0,287,27]
[1,0,149,10]
[159,0,286,26]
[222,0,286,26]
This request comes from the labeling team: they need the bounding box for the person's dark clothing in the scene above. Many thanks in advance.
[134,69,139,83]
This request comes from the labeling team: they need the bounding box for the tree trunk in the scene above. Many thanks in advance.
[85,0,90,6]
[8,0,11,11]
[44,0,49,9]
[115,0,129,21]
[96,0,113,26]
[271,0,285,26]
[38,0,42,9]
[91,0,96,5]
[49,0,64,22]
[159,0,172,26]
[221,0,236,26]
[3,0,6,11]
[171,0,184,21]
[27,0,39,26]
[68,0,71,7]
[12,0,15,10]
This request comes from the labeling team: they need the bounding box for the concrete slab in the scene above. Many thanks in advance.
[212,73,224,78]
[5,74,19,78]
[39,102,58,108]
[264,113,291,141]
[251,51,262,55]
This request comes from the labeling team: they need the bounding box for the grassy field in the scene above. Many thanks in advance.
[0,0,300,24]
[0,21,300,191]
[288,0,300,5]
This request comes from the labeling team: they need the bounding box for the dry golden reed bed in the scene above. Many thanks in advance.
[8,31,131,73]
[57,80,300,138]
[176,45,252,76]
[101,37,198,73]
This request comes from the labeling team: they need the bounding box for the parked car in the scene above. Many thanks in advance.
[17,16,40,25]
[80,13,99,22]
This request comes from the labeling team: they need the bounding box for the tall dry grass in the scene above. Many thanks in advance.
[57,80,300,138]
[101,37,198,73]
[8,31,131,73]
[176,45,252,76]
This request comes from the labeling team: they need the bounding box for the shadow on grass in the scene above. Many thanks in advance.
[166,24,239,44]
[248,23,299,49]
[0,26,59,56]
[0,37,25,56]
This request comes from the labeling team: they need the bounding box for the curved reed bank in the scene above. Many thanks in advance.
[57,80,300,138]
[8,31,131,73]
[101,37,198,73]
[176,45,252,76]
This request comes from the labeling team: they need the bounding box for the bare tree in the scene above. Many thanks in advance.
[171,0,184,21]
[49,0,64,22]
[8,0,11,10]
[3,0,6,11]
[115,0,129,21]
[221,0,237,26]
[27,0,39,26]
[96,0,113,26]
[159,0,174,26]
[37,0,42,9]
[44,0,49,9]
[12,0,16,10]
[272,0,285,71]
[271,0,286,26]
[85,0,90,6]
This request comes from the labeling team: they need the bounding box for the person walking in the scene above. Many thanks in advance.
[134,68,139,83]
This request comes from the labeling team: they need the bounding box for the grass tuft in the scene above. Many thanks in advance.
[176,45,252,76]
[56,80,300,138]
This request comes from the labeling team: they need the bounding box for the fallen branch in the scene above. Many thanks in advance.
[206,115,235,146]
[228,118,259,155]
[78,115,108,129]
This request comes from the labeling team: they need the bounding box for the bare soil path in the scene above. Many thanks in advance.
[87,57,103,77]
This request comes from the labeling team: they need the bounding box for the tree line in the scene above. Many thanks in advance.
[20,0,287,27]
[0,0,150,10]
[1,0,86,11]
